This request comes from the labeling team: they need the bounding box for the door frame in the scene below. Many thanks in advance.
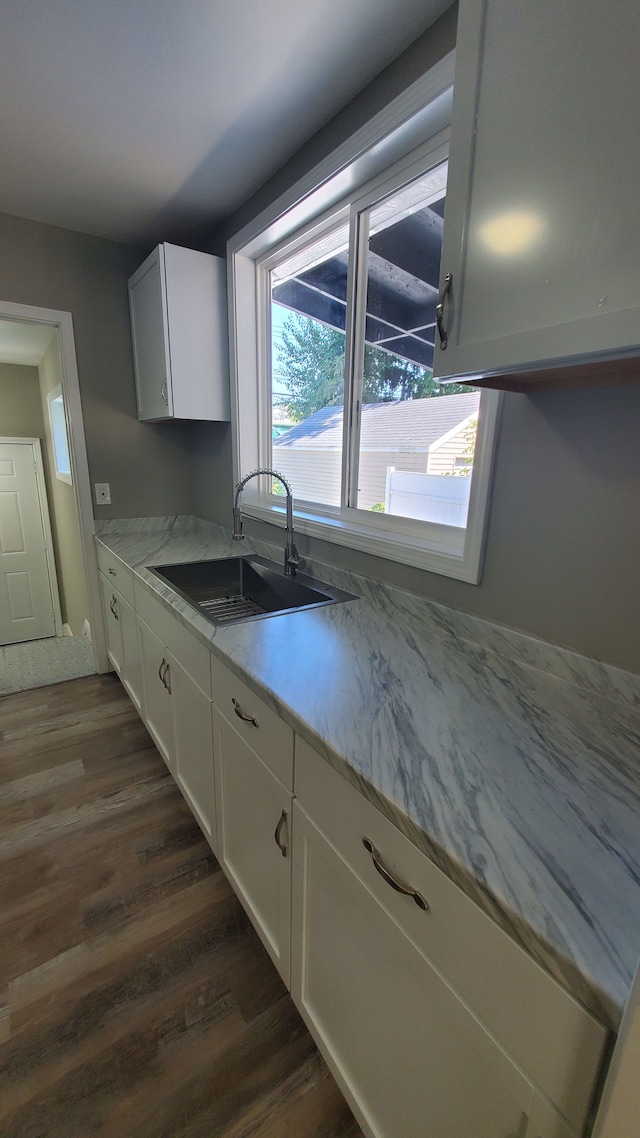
[0,300,107,670]
[0,436,63,639]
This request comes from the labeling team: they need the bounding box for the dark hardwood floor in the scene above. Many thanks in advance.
[0,673,363,1138]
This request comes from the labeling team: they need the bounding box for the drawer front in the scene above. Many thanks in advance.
[295,737,608,1133]
[134,580,211,698]
[211,653,293,791]
[95,542,135,605]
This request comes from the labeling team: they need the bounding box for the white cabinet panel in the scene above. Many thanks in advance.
[214,707,292,984]
[292,800,534,1138]
[136,596,216,845]
[128,243,230,422]
[99,570,141,711]
[171,655,216,846]
[100,572,124,676]
[527,1096,579,1138]
[294,738,607,1133]
[435,0,640,386]
[137,615,174,770]
[127,247,171,420]
[211,653,294,790]
[96,543,135,605]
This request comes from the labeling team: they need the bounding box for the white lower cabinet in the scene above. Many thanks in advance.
[135,582,216,847]
[137,615,175,771]
[99,571,142,712]
[171,655,216,844]
[292,800,533,1138]
[292,738,608,1138]
[95,542,610,1138]
[213,704,293,984]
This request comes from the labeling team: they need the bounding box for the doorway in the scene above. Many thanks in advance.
[0,302,106,694]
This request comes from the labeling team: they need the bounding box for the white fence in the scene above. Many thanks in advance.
[385,468,471,527]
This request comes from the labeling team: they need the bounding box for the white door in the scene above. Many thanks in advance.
[0,440,57,644]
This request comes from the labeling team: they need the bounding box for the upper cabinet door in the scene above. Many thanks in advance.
[128,243,231,422]
[434,0,640,389]
[128,247,173,420]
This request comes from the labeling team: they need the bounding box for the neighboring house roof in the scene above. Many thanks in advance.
[274,391,480,451]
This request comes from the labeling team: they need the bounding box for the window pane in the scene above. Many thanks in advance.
[270,221,349,508]
[353,163,477,526]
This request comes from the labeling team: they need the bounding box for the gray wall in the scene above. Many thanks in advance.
[193,6,640,674]
[0,211,198,520]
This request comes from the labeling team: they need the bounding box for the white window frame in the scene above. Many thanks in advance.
[46,383,73,485]
[227,50,502,583]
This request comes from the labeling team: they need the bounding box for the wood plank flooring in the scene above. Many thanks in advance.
[0,673,363,1138]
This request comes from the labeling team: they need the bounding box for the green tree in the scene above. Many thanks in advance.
[276,311,467,422]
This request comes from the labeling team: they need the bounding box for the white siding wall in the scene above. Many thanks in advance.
[274,449,342,507]
[274,447,428,510]
[426,424,473,475]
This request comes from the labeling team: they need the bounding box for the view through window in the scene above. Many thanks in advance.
[269,159,477,527]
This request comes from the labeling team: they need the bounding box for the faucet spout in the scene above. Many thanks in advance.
[233,468,305,577]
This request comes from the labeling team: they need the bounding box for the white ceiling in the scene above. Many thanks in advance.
[0,0,451,250]
[0,320,57,365]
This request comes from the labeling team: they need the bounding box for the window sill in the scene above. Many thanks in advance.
[240,498,484,584]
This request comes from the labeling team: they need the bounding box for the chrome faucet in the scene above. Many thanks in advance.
[233,468,306,577]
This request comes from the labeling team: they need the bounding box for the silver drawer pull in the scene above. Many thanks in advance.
[274,809,288,857]
[232,697,258,728]
[362,837,428,911]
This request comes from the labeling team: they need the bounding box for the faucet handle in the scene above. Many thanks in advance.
[285,547,306,574]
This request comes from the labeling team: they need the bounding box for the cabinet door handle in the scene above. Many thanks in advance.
[110,595,119,621]
[160,378,168,406]
[232,697,258,728]
[435,271,453,350]
[362,837,428,910]
[158,660,172,694]
[274,809,288,857]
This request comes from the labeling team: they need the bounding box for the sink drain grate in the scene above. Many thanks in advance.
[197,593,266,623]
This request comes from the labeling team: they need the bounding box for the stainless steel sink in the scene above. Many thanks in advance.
[148,554,357,627]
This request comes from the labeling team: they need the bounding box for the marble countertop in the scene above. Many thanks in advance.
[96,516,640,1032]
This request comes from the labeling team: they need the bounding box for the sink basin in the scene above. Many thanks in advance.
[148,554,357,626]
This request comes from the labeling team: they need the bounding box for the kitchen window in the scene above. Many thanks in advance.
[228,53,501,582]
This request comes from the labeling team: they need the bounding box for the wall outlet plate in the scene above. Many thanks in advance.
[95,482,111,505]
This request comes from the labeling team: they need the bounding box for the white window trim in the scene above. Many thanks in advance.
[227,50,503,584]
[46,383,73,485]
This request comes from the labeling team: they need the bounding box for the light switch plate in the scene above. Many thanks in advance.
[95,482,111,505]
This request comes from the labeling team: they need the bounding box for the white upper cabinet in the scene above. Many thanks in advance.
[128,242,230,421]
[434,0,640,390]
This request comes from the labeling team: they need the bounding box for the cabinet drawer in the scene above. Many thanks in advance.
[211,654,293,791]
[134,581,211,698]
[95,542,135,606]
[295,737,608,1133]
